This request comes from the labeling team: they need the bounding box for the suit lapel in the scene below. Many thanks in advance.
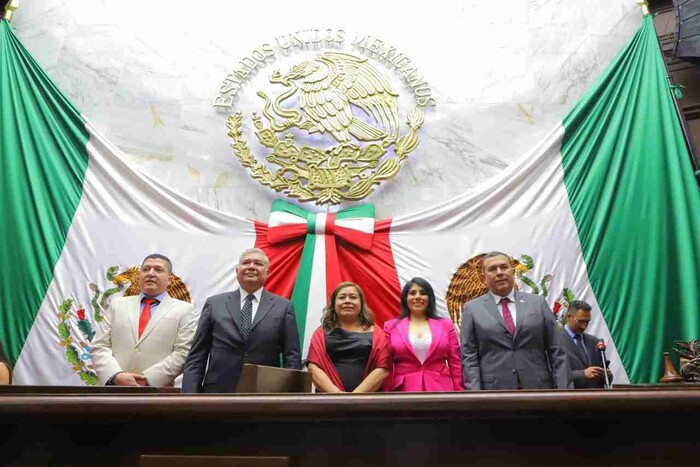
[483,294,509,334]
[225,290,243,333]
[580,333,592,365]
[563,329,588,366]
[137,294,174,344]
[424,318,442,362]
[397,318,420,363]
[128,297,140,344]
[250,289,273,332]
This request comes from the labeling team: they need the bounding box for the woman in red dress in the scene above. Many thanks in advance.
[307,282,390,393]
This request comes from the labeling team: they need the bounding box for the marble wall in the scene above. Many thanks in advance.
[12,0,642,219]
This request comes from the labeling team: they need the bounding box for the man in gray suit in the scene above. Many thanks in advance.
[560,300,611,389]
[182,248,301,393]
[460,251,570,390]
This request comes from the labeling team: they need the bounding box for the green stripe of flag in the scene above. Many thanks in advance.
[306,212,317,234]
[270,199,308,219]
[290,231,317,344]
[0,20,90,364]
[335,204,374,220]
[560,16,700,383]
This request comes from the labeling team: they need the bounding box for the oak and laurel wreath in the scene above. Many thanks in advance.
[56,265,127,385]
[514,254,576,326]
[56,298,98,385]
[227,106,425,205]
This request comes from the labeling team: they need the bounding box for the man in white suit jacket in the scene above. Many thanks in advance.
[460,251,571,390]
[91,254,198,387]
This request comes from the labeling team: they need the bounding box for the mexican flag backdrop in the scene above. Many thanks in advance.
[1,16,699,385]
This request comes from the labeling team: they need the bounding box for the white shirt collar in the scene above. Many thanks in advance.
[240,287,263,303]
[490,289,516,305]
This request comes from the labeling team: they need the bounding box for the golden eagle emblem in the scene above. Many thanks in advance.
[281,52,399,143]
[227,51,424,205]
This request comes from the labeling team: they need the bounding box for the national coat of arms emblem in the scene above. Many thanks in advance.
[446,253,576,332]
[224,41,428,205]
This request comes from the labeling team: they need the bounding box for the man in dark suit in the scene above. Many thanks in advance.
[560,300,610,389]
[182,248,301,393]
[460,251,570,390]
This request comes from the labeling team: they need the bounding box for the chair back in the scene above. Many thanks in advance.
[0,362,10,385]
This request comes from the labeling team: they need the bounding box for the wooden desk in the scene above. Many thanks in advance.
[2,388,699,466]
[613,382,700,389]
[0,385,179,394]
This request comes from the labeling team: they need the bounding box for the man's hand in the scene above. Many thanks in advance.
[112,372,149,386]
[583,366,605,379]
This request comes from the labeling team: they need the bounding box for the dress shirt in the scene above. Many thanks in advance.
[240,287,263,322]
[564,324,578,341]
[490,290,517,325]
[138,291,167,316]
[409,333,432,364]
[565,324,590,365]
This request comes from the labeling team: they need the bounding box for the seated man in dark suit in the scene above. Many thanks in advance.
[560,300,611,388]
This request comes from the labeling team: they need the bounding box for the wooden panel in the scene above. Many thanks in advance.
[140,455,288,467]
[236,364,312,393]
[0,385,179,394]
[2,388,700,466]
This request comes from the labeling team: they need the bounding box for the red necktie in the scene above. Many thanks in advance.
[500,297,515,335]
[139,298,156,338]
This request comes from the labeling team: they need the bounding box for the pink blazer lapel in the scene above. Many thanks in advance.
[424,318,443,362]
[397,318,421,364]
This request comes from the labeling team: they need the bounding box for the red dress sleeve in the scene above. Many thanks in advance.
[307,326,345,391]
[365,326,392,392]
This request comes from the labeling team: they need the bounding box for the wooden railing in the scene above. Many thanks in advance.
[2,385,700,466]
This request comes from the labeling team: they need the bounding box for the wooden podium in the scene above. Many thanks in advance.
[4,388,700,465]
[235,364,311,393]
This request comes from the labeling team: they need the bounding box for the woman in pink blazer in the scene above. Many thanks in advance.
[383,277,464,392]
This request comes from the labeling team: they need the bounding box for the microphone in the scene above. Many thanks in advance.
[596,339,611,389]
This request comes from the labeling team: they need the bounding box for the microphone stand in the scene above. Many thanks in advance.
[597,339,612,389]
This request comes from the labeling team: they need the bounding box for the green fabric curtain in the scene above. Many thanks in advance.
[0,20,89,364]
[561,15,700,383]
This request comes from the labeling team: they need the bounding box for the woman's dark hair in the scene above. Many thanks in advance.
[399,277,439,319]
[321,281,374,331]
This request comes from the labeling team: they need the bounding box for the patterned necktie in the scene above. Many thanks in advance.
[139,298,156,338]
[574,334,589,365]
[241,294,254,342]
[500,297,515,335]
